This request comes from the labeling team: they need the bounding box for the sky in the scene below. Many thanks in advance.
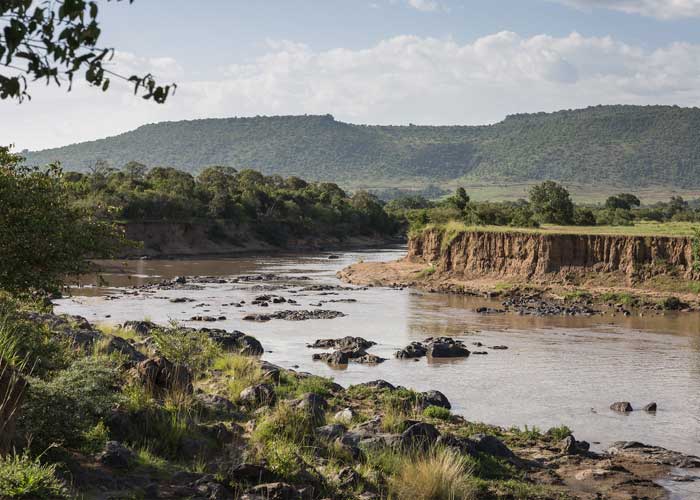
[5,0,700,151]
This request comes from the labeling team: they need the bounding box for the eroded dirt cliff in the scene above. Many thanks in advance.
[408,229,697,283]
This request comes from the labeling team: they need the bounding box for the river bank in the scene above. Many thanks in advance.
[122,220,403,258]
[338,228,700,311]
[9,306,700,499]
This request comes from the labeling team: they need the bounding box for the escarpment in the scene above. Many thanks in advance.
[407,229,697,283]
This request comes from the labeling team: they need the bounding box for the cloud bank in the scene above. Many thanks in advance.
[5,31,700,151]
[552,0,700,19]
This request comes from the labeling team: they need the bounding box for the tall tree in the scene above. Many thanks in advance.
[0,0,174,102]
[529,181,574,225]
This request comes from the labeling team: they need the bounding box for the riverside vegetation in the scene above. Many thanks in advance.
[2,145,700,498]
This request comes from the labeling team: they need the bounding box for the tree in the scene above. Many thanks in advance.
[0,0,174,102]
[528,181,574,224]
[0,146,126,293]
[446,187,469,211]
[605,193,640,211]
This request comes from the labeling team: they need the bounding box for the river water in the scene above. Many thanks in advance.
[55,247,700,462]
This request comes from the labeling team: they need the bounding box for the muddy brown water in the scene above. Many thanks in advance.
[56,248,700,464]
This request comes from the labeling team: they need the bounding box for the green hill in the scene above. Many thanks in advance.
[23,105,700,190]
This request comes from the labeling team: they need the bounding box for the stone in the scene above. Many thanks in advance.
[312,350,349,366]
[395,341,427,359]
[354,380,395,391]
[197,393,238,416]
[426,338,470,358]
[309,336,376,350]
[400,422,440,450]
[469,433,515,459]
[418,390,451,410]
[610,401,634,413]
[98,441,135,469]
[206,329,264,356]
[245,482,299,500]
[436,434,478,456]
[136,356,192,394]
[294,393,328,425]
[228,463,278,484]
[239,383,276,407]
[317,424,347,441]
[353,353,387,364]
[122,320,158,336]
[643,402,657,412]
[334,408,356,424]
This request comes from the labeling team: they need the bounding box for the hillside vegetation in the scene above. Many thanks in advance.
[24,105,700,189]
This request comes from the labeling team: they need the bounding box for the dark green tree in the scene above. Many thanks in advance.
[528,181,574,224]
[0,0,174,102]
[0,146,126,293]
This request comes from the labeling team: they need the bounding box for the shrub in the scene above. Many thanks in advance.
[18,356,121,450]
[546,425,572,442]
[423,405,452,420]
[81,421,110,455]
[389,447,476,500]
[252,404,317,447]
[151,323,221,377]
[275,371,336,399]
[0,450,69,499]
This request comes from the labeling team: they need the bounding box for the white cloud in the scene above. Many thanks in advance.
[5,31,700,151]
[551,0,700,19]
[407,0,441,11]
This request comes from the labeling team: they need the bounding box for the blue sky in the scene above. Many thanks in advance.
[5,0,700,150]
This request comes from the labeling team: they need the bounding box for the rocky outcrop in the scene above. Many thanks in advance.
[408,228,697,283]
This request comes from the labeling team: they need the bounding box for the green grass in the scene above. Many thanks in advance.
[425,220,700,238]
[422,406,452,421]
[0,450,69,499]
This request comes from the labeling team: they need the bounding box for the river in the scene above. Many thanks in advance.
[54,247,700,465]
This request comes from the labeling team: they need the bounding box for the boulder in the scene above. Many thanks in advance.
[418,390,451,410]
[610,402,634,413]
[353,353,387,364]
[309,336,376,351]
[294,393,328,425]
[312,350,349,366]
[426,338,470,358]
[317,423,347,441]
[334,408,356,424]
[98,441,135,469]
[205,329,263,356]
[136,356,192,394]
[228,463,278,484]
[395,342,427,359]
[469,433,515,459]
[643,402,657,412]
[197,393,239,416]
[436,434,478,456]
[354,380,395,391]
[122,320,158,336]
[400,422,440,450]
[239,383,276,407]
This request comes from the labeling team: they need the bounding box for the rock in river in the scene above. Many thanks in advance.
[610,401,634,413]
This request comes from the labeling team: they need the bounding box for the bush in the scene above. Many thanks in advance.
[389,447,476,500]
[151,323,221,377]
[18,357,121,450]
[423,406,452,420]
[0,450,69,499]
[252,403,318,447]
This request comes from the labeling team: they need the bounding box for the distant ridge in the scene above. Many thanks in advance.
[24,105,700,189]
